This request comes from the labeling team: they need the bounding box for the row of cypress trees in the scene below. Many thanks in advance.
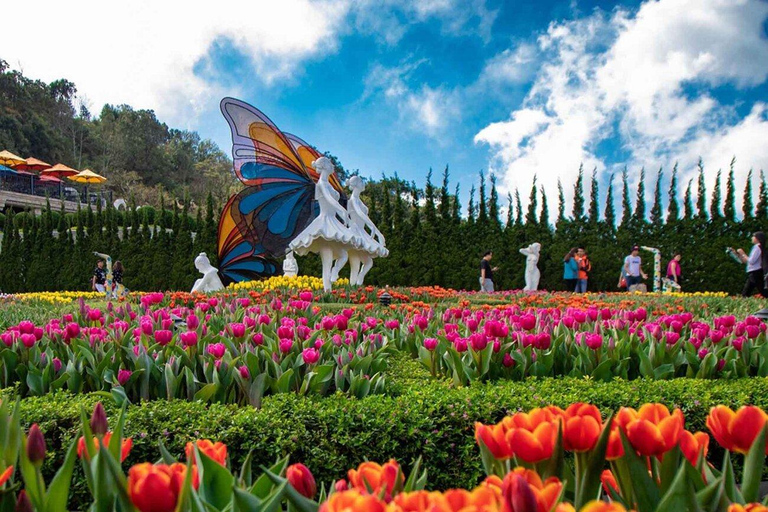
[0,194,218,293]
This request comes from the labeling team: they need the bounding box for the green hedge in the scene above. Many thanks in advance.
[6,354,768,509]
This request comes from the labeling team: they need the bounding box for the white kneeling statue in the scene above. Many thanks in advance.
[283,251,299,277]
[289,157,361,292]
[191,252,225,293]
[520,242,541,291]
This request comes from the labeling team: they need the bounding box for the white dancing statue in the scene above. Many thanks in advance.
[332,176,388,286]
[283,251,298,277]
[520,242,541,291]
[289,157,361,292]
[191,252,225,293]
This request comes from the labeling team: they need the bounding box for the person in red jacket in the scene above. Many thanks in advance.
[575,247,591,293]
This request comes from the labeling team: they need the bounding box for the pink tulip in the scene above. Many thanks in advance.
[455,338,468,352]
[186,315,200,330]
[87,309,102,322]
[664,332,680,345]
[277,326,294,339]
[153,330,173,346]
[239,366,250,379]
[258,314,271,325]
[21,334,36,348]
[503,353,515,367]
[299,291,313,302]
[335,315,349,331]
[584,333,603,350]
[229,323,246,338]
[732,336,746,351]
[207,343,226,359]
[118,370,132,386]
[238,298,251,308]
[279,339,294,353]
[18,321,34,334]
[252,333,264,345]
[180,331,198,348]
[424,338,438,351]
[53,358,62,372]
[698,348,710,359]
[302,347,320,364]
[1,332,15,347]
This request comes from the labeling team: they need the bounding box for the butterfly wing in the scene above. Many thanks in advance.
[220,98,311,184]
[217,192,278,283]
[283,132,347,201]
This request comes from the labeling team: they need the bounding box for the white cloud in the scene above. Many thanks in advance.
[475,0,768,219]
[364,60,459,139]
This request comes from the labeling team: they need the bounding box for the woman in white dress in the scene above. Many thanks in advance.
[340,176,388,286]
[289,157,361,292]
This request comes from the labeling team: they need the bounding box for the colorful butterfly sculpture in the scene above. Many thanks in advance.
[217,98,347,284]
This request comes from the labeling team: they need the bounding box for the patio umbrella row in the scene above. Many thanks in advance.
[0,150,106,183]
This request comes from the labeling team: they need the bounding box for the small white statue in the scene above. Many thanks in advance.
[283,251,299,277]
[519,242,541,291]
[191,252,225,293]
[334,175,388,286]
[289,157,361,292]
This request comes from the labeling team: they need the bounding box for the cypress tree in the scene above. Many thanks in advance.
[743,169,754,220]
[667,163,679,222]
[724,158,736,222]
[710,169,722,220]
[506,193,514,227]
[588,168,600,223]
[696,159,708,220]
[684,179,695,219]
[467,184,476,222]
[539,186,550,228]
[526,176,538,225]
[489,174,500,228]
[572,164,585,221]
[438,166,451,221]
[557,179,566,225]
[650,167,664,226]
[621,168,632,227]
[451,183,461,224]
[633,168,646,223]
[756,171,768,220]
[604,173,616,228]
[477,170,488,224]
[514,189,523,226]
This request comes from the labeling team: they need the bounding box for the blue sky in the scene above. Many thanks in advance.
[4,0,768,217]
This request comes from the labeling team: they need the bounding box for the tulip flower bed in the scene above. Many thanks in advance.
[5,395,768,511]
[1,289,768,406]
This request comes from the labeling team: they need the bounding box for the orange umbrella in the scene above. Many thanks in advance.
[39,174,62,183]
[18,157,51,172]
[42,163,78,178]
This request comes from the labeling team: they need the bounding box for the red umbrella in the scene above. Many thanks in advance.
[17,157,52,172]
[38,174,62,183]
[42,163,78,178]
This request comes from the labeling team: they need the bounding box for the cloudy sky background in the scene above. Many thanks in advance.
[4,0,768,218]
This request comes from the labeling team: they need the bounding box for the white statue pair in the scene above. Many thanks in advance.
[520,242,541,291]
[289,157,388,292]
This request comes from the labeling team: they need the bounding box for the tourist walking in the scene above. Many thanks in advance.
[575,247,591,293]
[734,232,768,297]
[563,248,578,291]
[623,245,647,289]
[666,253,682,287]
[92,259,106,293]
[480,251,498,292]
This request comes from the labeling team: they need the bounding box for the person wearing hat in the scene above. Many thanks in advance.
[623,245,647,288]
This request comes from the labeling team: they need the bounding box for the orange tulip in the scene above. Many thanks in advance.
[623,404,684,457]
[606,426,624,460]
[444,487,500,512]
[554,505,576,512]
[319,490,388,512]
[563,403,602,452]
[680,430,709,466]
[505,421,558,463]
[0,466,13,486]
[127,463,195,512]
[77,432,133,462]
[728,504,768,512]
[707,406,768,455]
[579,501,627,512]
[348,459,404,499]
[476,422,513,460]
[185,439,227,466]
[600,470,619,496]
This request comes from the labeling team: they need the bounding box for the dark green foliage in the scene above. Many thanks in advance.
[725,158,737,222]
[650,168,663,226]
[743,169,754,220]
[588,168,599,224]
[604,174,616,228]
[621,168,632,227]
[667,163,679,222]
[572,165,585,221]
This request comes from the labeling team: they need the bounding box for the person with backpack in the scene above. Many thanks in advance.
[563,248,578,291]
[575,247,591,293]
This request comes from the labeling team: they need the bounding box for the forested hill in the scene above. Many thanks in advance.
[0,58,236,206]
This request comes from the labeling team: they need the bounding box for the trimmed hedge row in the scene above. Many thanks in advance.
[6,358,768,507]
